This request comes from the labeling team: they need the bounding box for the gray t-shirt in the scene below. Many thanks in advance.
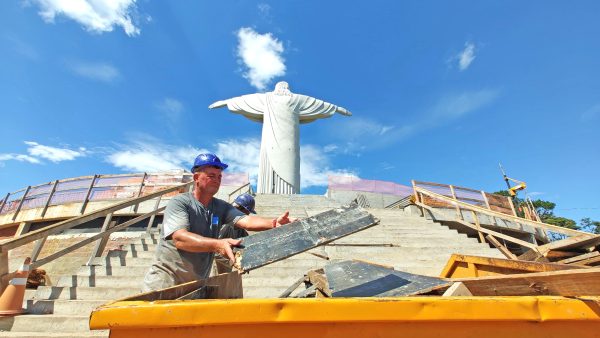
[142,193,246,292]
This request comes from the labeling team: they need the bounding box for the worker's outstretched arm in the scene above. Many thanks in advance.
[236,211,297,231]
[171,229,240,262]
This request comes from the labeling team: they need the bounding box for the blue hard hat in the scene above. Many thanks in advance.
[233,194,256,214]
[191,153,228,172]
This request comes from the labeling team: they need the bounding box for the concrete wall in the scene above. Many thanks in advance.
[327,189,405,208]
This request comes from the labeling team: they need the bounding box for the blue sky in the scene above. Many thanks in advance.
[1,1,599,223]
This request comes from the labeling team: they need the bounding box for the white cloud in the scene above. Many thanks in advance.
[237,27,286,91]
[457,42,476,71]
[106,138,206,172]
[70,61,120,82]
[31,0,141,36]
[0,141,86,165]
[0,153,41,164]
[215,139,261,181]
[24,141,87,162]
[300,145,357,188]
[5,35,39,61]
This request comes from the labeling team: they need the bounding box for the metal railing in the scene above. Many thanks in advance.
[227,183,253,203]
[0,181,193,294]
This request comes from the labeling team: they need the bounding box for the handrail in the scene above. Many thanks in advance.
[414,186,590,238]
[228,182,252,202]
[0,181,192,251]
[0,181,192,293]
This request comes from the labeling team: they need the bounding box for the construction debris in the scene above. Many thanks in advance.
[440,254,585,278]
[294,260,449,298]
[233,204,379,272]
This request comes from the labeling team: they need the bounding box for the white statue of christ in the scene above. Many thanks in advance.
[209,81,352,194]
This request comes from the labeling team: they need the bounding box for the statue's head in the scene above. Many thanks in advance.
[273,81,292,96]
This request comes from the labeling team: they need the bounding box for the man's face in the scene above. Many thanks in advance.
[194,166,222,195]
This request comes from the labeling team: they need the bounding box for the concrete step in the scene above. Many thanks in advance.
[0,315,93,333]
[34,286,140,300]
[322,245,495,255]
[76,264,151,277]
[330,236,477,246]
[54,275,145,288]
[24,299,109,315]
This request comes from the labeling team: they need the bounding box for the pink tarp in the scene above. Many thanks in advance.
[328,175,413,197]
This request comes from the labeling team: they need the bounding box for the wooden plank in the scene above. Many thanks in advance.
[416,201,538,249]
[233,205,379,272]
[486,235,518,259]
[452,267,600,296]
[558,251,600,264]
[442,282,472,296]
[121,271,243,301]
[307,269,331,297]
[278,275,308,298]
[133,173,147,213]
[481,191,491,210]
[472,211,485,243]
[546,250,583,260]
[439,254,583,278]
[449,185,463,220]
[30,206,165,269]
[324,260,449,297]
[415,187,587,237]
[293,284,317,298]
[86,214,115,265]
[14,222,31,238]
[537,234,600,254]
[575,255,600,266]
[507,197,517,217]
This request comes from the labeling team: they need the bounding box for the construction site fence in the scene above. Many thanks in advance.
[328,175,413,198]
[412,180,517,217]
[0,171,250,217]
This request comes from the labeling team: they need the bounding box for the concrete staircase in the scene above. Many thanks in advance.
[0,194,503,337]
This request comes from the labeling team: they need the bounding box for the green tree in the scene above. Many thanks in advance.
[543,216,578,230]
[580,218,600,234]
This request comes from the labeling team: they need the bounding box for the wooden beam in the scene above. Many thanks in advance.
[442,282,472,296]
[307,269,331,297]
[481,191,491,210]
[575,255,600,267]
[471,211,485,243]
[536,234,600,254]
[121,271,243,301]
[30,206,165,269]
[233,205,379,272]
[507,197,517,217]
[416,201,538,249]
[133,173,147,213]
[40,180,59,218]
[452,267,600,296]
[449,185,463,220]
[415,187,588,237]
[278,275,307,298]
[86,213,115,265]
[558,251,600,264]
[14,222,31,238]
[486,235,518,260]
[439,253,582,278]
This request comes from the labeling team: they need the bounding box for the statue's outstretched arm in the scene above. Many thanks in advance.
[208,100,228,109]
[336,106,352,116]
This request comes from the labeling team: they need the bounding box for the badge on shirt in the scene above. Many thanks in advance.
[212,216,219,226]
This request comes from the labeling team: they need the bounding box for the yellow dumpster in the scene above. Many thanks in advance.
[89,296,600,338]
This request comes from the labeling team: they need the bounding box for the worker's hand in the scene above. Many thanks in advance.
[217,238,242,264]
[272,211,298,228]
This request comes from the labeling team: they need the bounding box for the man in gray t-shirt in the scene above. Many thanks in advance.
[142,153,294,292]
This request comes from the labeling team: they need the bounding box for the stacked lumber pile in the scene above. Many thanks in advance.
[519,234,600,266]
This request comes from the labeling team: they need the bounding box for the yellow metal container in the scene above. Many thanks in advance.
[89,296,600,338]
